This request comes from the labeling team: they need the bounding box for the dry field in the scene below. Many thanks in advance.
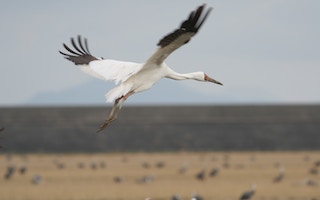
[0,151,319,200]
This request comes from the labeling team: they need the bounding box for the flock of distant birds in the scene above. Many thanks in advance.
[2,152,320,200]
[1,123,320,200]
[1,129,319,199]
[3,162,43,185]
[1,128,320,200]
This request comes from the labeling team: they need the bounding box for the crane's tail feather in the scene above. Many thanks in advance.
[105,84,132,103]
[59,35,98,65]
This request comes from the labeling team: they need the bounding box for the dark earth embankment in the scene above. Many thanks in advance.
[1,105,319,152]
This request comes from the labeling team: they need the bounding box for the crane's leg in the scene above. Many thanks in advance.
[113,91,134,119]
[96,91,135,133]
[96,97,122,133]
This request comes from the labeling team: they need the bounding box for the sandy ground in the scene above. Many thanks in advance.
[1,151,319,200]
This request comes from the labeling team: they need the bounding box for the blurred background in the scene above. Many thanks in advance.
[1,1,320,200]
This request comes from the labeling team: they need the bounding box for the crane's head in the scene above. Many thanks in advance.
[204,73,223,85]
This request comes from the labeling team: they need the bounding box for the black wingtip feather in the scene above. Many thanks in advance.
[59,35,98,65]
[77,35,89,54]
[71,37,85,55]
[84,38,91,54]
[157,4,212,47]
[62,43,80,56]
[195,7,213,32]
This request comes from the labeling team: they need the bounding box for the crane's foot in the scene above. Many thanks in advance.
[96,116,116,133]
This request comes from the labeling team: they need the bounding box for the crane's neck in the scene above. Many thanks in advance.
[165,68,205,81]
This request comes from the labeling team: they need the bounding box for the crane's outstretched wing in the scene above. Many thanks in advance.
[59,36,142,84]
[145,4,212,66]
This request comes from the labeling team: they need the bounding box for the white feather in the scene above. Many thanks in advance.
[105,83,132,103]
[89,59,143,84]
[80,66,105,80]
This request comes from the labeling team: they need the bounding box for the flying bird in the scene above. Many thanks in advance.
[59,4,222,132]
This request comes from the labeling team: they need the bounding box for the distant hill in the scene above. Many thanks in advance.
[1,105,320,153]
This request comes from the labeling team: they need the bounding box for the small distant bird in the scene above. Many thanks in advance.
[250,155,256,162]
[31,174,42,185]
[314,160,320,167]
[273,167,285,183]
[155,161,165,168]
[239,184,256,200]
[142,162,150,169]
[195,169,205,181]
[99,161,107,168]
[192,193,204,200]
[77,162,85,169]
[222,155,230,168]
[303,155,310,162]
[90,162,98,170]
[171,194,181,200]
[309,167,318,175]
[57,162,65,169]
[304,178,319,187]
[121,156,128,163]
[113,176,124,183]
[59,4,222,132]
[178,162,189,174]
[19,166,27,175]
[209,167,220,177]
[4,165,15,180]
[137,175,155,184]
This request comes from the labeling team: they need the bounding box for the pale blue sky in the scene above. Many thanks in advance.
[1,1,320,106]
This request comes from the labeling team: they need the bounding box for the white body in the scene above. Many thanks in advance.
[83,59,206,102]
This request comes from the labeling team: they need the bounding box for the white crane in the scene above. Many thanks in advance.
[59,4,222,132]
